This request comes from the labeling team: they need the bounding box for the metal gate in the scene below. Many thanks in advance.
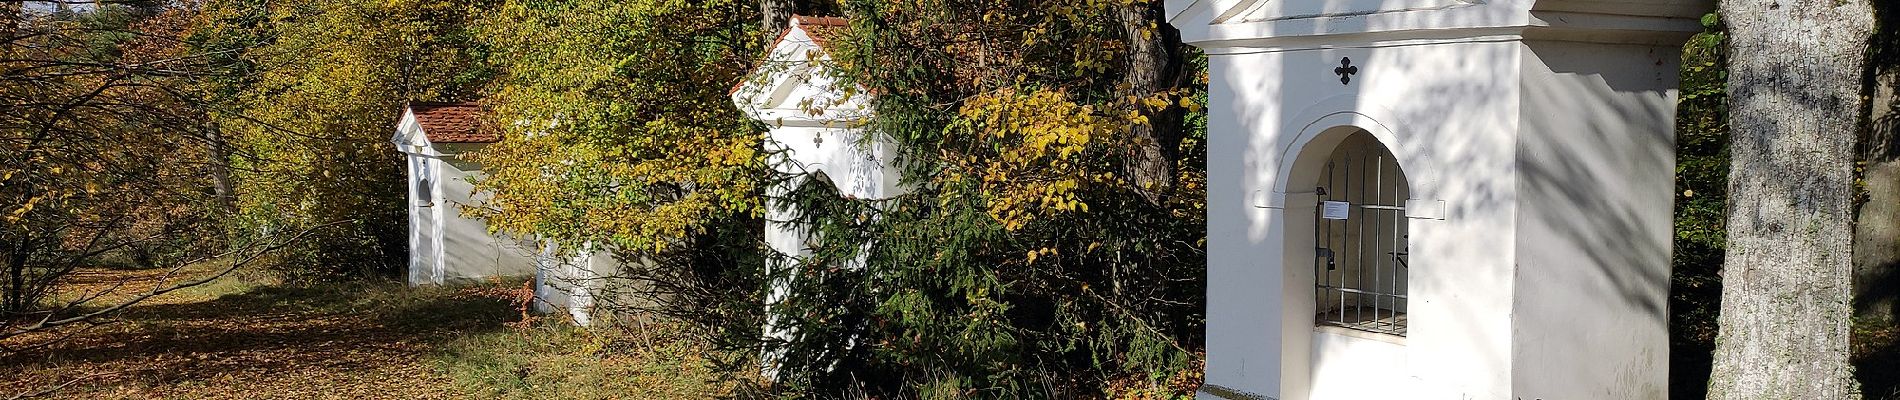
[1314,135,1410,336]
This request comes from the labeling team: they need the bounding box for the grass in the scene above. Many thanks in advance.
[434,319,765,399]
[1,265,757,399]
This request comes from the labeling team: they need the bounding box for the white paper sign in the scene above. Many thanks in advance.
[1322,201,1351,220]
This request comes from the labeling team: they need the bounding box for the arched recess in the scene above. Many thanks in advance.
[1274,119,1424,400]
[1272,100,1432,199]
[1305,130,1412,334]
[1253,96,1441,214]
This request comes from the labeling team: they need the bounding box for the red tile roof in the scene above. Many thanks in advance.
[408,102,497,143]
[792,15,847,49]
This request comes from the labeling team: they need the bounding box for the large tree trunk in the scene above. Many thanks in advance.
[1709,0,1876,399]
[1117,0,1186,205]
[760,0,793,34]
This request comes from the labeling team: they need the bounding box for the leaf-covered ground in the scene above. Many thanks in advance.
[0,266,753,400]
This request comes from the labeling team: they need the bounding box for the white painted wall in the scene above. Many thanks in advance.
[767,126,902,199]
[1202,39,1524,400]
[1510,39,1680,399]
[1308,329,1412,399]
[405,153,437,286]
[1168,1,1706,399]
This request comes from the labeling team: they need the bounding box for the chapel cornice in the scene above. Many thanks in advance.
[1166,0,1713,51]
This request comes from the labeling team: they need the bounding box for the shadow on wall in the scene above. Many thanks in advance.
[1519,40,1678,323]
[1373,43,1519,389]
[1513,40,1680,399]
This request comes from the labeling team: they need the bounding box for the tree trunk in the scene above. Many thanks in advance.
[760,0,794,35]
[5,235,26,318]
[205,123,238,214]
[1709,0,1876,399]
[1118,0,1185,205]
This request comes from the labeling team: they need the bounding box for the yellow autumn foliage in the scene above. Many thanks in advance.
[462,0,762,254]
[953,88,1123,231]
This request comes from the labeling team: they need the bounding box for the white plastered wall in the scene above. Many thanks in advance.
[532,242,625,326]
[405,151,438,286]
[1203,40,1523,400]
[1509,39,1680,400]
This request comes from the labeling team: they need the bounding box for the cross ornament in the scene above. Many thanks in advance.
[1334,57,1359,85]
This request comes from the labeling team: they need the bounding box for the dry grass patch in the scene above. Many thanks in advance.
[2,265,763,400]
[433,318,766,400]
[0,266,517,400]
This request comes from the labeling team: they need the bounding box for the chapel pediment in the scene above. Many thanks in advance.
[730,16,870,128]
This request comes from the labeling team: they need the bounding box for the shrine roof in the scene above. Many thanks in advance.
[407,102,497,144]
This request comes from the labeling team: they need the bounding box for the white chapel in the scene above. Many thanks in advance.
[1162,1,1714,399]
[392,102,539,287]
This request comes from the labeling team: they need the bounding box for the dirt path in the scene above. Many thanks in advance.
[0,267,524,400]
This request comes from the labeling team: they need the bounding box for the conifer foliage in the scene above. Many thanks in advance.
[757,1,1209,396]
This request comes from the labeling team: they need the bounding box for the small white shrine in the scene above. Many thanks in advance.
[392,102,539,286]
[1163,1,1713,399]
[730,15,903,376]
[732,16,900,201]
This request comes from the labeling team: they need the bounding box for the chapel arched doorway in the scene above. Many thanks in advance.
[1312,131,1410,337]
[1283,127,1415,400]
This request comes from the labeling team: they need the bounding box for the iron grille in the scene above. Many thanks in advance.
[1314,140,1409,337]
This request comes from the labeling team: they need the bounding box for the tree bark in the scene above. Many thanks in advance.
[4,235,26,318]
[205,123,238,214]
[760,0,794,35]
[1118,0,1186,205]
[1709,0,1876,399]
